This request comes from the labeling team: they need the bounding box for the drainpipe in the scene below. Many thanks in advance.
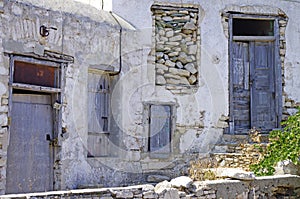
[109,11,122,76]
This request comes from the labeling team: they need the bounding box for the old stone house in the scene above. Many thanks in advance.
[0,0,299,194]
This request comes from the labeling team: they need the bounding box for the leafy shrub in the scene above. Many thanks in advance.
[250,108,300,176]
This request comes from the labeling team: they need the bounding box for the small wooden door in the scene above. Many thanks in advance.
[6,94,54,194]
[230,41,278,133]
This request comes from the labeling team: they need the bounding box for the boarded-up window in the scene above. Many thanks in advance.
[149,105,172,154]
[13,61,60,88]
[87,73,110,157]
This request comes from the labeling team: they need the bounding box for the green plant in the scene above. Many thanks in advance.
[250,108,300,176]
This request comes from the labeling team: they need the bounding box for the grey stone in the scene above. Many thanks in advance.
[165,60,176,67]
[188,75,197,84]
[158,29,165,36]
[166,78,181,85]
[275,160,300,175]
[115,190,134,198]
[156,52,164,59]
[169,68,190,77]
[162,16,173,22]
[156,63,168,71]
[147,175,170,183]
[170,176,193,188]
[143,191,157,198]
[154,180,172,194]
[156,75,166,85]
[166,41,180,46]
[176,61,184,69]
[178,52,188,64]
[188,45,197,55]
[169,35,182,42]
[217,168,255,180]
[157,58,165,64]
[183,22,197,30]
[164,73,181,80]
[184,63,197,74]
[164,54,169,60]
[163,188,180,199]
[168,51,179,57]
[165,30,174,37]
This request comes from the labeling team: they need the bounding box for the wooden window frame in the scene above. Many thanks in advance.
[10,56,63,93]
[143,102,176,158]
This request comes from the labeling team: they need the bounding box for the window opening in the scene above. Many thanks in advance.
[148,105,172,154]
[87,73,110,157]
[233,19,274,36]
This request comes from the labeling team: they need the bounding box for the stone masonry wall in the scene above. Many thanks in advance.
[152,4,200,94]
[1,175,299,199]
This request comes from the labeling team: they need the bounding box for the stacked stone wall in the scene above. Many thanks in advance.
[152,4,200,94]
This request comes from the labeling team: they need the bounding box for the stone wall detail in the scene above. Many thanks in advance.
[2,175,299,199]
[152,4,199,91]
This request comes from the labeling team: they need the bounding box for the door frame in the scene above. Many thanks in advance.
[228,14,282,134]
[7,55,66,192]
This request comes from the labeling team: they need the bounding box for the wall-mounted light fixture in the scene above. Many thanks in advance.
[39,25,57,37]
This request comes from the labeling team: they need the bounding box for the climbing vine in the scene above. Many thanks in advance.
[250,108,300,176]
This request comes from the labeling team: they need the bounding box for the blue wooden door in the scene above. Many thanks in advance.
[6,94,53,194]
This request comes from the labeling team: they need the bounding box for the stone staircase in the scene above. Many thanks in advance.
[209,134,269,171]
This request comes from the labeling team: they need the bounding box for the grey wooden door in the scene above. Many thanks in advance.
[231,41,277,133]
[6,94,53,194]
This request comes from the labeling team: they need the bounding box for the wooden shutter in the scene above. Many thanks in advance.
[149,105,171,153]
[87,73,110,157]
[88,73,109,133]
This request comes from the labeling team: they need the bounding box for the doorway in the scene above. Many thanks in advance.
[6,57,63,193]
[229,16,281,134]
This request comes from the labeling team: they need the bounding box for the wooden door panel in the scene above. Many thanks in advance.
[6,94,53,194]
[149,105,171,153]
[231,42,251,133]
[251,42,276,130]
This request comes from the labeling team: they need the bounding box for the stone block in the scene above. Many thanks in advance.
[180,77,190,85]
[188,75,197,84]
[169,35,182,42]
[188,45,197,55]
[165,41,180,46]
[176,61,184,69]
[165,60,176,67]
[165,30,174,37]
[169,68,190,77]
[168,51,179,57]
[163,188,180,199]
[170,176,193,188]
[147,175,170,183]
[156,75,166,85]
[184,63,197,74]
[116,190,133,198]
[164,73,181,80]
[156,63,169,71]
[166,78,181,85]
